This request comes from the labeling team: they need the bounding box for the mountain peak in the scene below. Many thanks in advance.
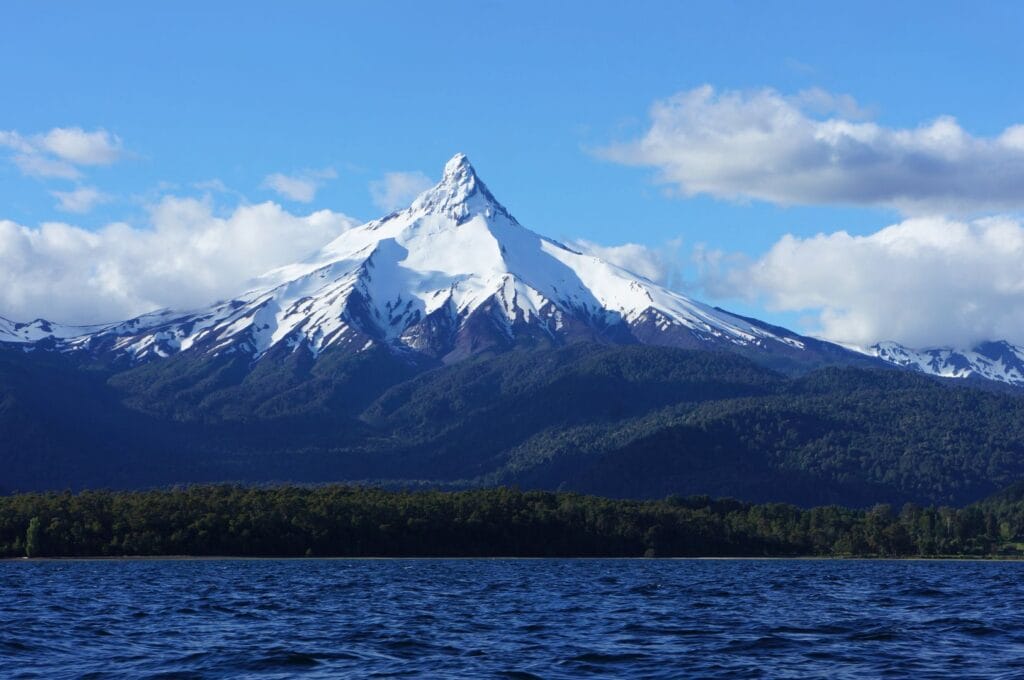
[443,152,475,180]
[411,153,509,223]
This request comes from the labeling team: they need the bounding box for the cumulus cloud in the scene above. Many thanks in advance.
[571,238,682,287]
[37,128,123,165]
[0,127,124,179]
[698,216,1024,348]
[261,168,337,203]
[602,85,1024,214]
[51,186,110,214]
[0,199,359,324]
[370,171,432,212]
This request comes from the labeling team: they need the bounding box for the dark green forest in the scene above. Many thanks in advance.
[5,484,1024,559]
[5,343,1024,507]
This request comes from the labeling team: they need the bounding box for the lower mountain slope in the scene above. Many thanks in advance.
[3,343,1024,506]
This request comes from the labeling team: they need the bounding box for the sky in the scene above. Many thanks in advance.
[2,1,1024,348]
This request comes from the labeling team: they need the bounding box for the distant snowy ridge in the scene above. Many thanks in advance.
[870,340,1024,387]
[0,315,116,344]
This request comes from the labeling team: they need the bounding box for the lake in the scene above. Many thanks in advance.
[2,558,1023,678]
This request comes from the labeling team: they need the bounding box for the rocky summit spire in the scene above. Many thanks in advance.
[443,152,475,181]
[410,153,510,223]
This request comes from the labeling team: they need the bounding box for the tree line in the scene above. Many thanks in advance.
[3,485,1024,558]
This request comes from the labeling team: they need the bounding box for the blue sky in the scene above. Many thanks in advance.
[3,1,1024,346]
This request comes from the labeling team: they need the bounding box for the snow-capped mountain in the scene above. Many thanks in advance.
[3,152,1022,389]
[870,340,1024,387]
[0,154,820,365]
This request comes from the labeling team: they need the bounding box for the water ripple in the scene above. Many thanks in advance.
[1,559,1023,678]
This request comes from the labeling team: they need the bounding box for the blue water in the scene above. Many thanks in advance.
[2,559,1023,678]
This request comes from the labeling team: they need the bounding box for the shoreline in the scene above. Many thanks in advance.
[4,555,1022,563]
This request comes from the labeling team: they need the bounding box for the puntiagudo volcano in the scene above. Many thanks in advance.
[4,154,1024,505]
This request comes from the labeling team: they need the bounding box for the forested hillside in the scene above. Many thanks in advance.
[3,343,1024,507]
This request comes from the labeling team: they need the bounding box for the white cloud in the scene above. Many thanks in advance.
[571,238,681,287]
[12,154,81,180]
[698,216,1024,348]
[370,171,432,212]
[0,198,359,324]
[261,167,337,203]
[51,186,110,213]
[0,131,35,155]
[38,127,123,165]
[602,85,1024,214]
[0,127,125,179]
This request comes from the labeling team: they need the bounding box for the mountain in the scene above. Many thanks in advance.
[0,154,874,372]
[4,154,1024,504]
[6,152,1022,389]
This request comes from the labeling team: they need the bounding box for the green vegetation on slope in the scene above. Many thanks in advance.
[4,343,1024,507]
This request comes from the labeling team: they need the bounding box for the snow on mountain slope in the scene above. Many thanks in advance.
[870,340,1024,387]
[0,154,814,364]
[251,153,807,352]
